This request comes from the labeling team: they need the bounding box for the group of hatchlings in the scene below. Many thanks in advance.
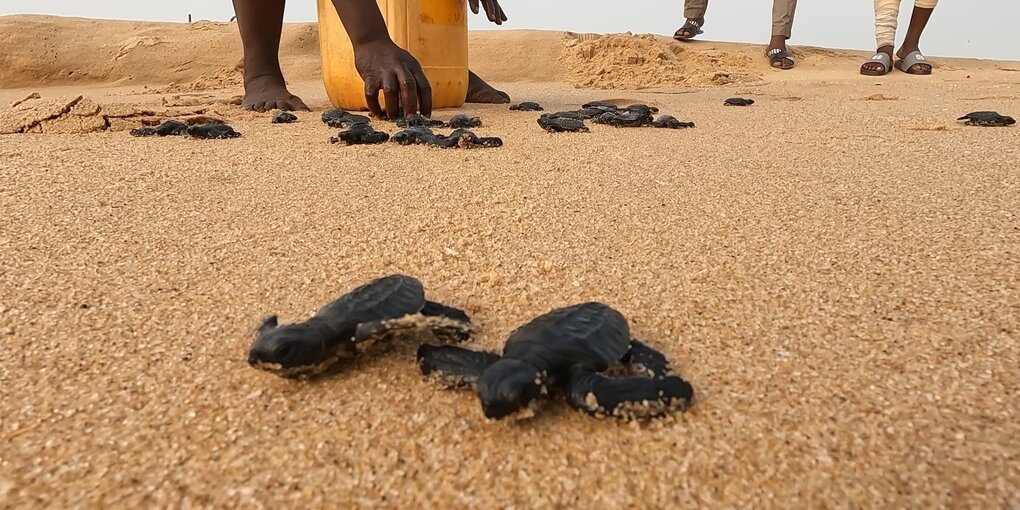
[248,274,695,422]
[127,95,1014,142]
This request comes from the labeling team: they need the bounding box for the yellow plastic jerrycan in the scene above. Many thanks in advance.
[316,0,469,112]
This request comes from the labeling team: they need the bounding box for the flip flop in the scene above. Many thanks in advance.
[894,50,932,75]
[673,20,703,41]
[860,52,892,76]
[767,48,795,70]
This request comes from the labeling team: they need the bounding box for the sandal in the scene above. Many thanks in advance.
[673,19,704,41]
[767,48,795,70]
[894,50,932,75]
[860,52,892,76]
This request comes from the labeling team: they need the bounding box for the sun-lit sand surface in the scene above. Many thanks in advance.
[1,15,1018,508]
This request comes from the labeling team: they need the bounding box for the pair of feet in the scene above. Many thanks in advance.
[241,70,510,112]
[674,18,795,70]
[860,45,932,76]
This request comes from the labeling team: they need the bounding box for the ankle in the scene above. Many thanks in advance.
[898,44,920,56]
[768,36,787,50]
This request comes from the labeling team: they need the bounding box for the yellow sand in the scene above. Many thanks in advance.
[1,15,1018,509]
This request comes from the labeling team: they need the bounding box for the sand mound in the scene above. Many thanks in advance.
[0,93,233,134]
[561,33,762,90]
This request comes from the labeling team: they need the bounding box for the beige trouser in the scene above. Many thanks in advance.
[684,0,798,39]
[874,0,939,48]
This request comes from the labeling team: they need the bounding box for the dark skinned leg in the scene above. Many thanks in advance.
[896,6,934,73]
[231,0,309,112]
[466,70,510,103]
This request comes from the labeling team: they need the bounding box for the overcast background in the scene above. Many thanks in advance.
[2,1,1018,61]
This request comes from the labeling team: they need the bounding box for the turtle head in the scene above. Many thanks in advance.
[476,359,542,420]
[247,316,344,377]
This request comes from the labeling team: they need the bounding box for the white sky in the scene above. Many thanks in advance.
[1,1,1018,61]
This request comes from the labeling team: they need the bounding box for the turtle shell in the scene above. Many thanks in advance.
[502,302,630,375]
[317,274,426,326]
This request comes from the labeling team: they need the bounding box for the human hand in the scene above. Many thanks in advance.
[354,39,433,119]
[468,0,507,25]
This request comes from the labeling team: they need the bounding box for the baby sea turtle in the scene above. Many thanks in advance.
[396,114,445,128]
[957,111,1016,127]
[330,123,390,145]
[417,302,694,421]
[392,126,501,149]
[651,115,695,129]
[272,111,298,124]
[724,98,755,107]
[510,102,544,112]
[538,114,589,133]
[575,108,610,119]
[186,123,241,139]
[130,119,188,137]
[249,274,473,378]
[446,129,503,148]
[592,110,654,128]
[445,114,482,129]
[623,104,659,115]
[322,108,370,128]
[548,111,584,120]
[582,101,622,110]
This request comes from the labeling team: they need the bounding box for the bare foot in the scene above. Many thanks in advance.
[466,71,510,104]
[242,73,309,112]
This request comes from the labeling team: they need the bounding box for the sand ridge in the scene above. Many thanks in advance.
[1,14,1020,510]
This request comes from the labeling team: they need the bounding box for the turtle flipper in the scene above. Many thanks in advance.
[417,344,500,389]
[564,367,693,420]
[420,300,471,324]
[354,313,473,345]
[620,339,673,378]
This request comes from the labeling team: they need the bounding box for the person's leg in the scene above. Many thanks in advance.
[675,0,708,39]
[895,0,937,73]
[232,0,309,112]
[466,70,510,103]
[766,0,797,69]
[861,0,900,74]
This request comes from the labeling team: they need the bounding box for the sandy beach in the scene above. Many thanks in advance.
[1,15,1018,508]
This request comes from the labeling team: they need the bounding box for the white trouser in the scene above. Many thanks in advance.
[874,0,938,48]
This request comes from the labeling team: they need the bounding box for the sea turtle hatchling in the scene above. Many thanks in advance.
[651,115,695,129]
[445,114,482,129]
[130,120,188,137]
[392,126,502,148]
[510,102,544,112]
[396,114,445,128]
[272,111,298,124]
[417,302,694,421]
[724,98,755,107]
[592,110,654,128]
[957,111,1016,127]
[249,274,473,378]
[537,114,589,133]
[330,123,390,145]
[186,123,241,139]
[322,108,370,128]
